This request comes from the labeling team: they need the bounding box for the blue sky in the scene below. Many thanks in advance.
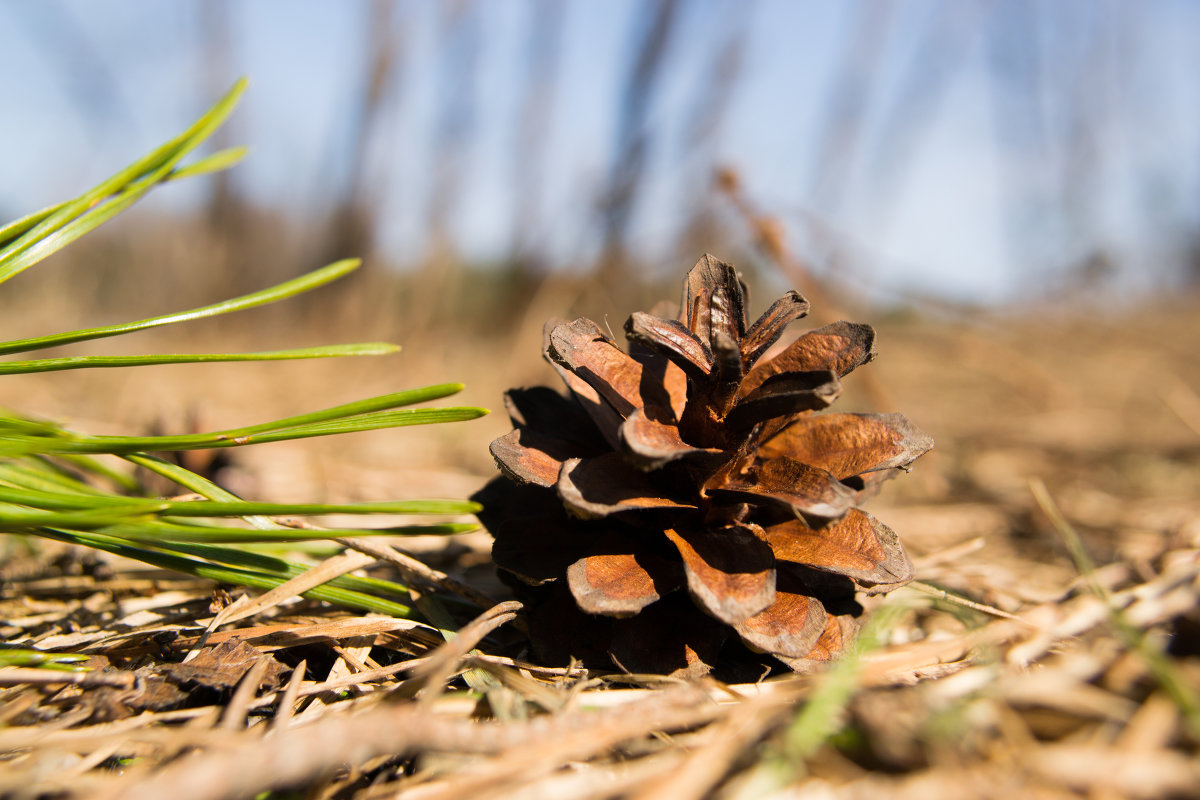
[2,0,1198,304]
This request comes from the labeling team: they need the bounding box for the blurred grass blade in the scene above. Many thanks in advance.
[0,414,68,437]
[730,602,908,797]
[780,603,906,761]
[0,79,247,284]
[0,647,89,670]
[0,343,400,375]
[1030,478,1200,740]
[51,454,143,493]
[0,457,117,496]
[167,146,248,181]
[0,147,247,249]
[0,259,362,356]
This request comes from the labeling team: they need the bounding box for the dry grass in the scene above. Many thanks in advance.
[1,289,1198,799]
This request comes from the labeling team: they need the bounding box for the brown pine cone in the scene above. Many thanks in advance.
[474,255,932,677]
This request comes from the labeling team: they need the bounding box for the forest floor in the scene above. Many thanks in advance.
[1,290,1198,799]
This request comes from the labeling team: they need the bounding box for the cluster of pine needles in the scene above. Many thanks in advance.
[1,82,1199,799]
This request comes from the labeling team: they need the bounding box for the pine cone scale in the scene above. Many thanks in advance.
[618,408,722,470]
[758,412,935,481]
[763,510,914,590]
[683,254,748,346]
[724,369,842,430]
[557,455,698,518]
[567,539,681,618]
[733,588,829,658]
[739,320,877,397]
[609,593,728,677]
[740,290,811,365]
[776,612,859,671]
[624,311,714,379]
[664,526,777,625]
[490,428,570,487]
[547,319,646,417]
[705,453,858,521]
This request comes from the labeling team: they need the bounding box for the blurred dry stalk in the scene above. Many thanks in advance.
[716,165,897,413]
[316,0,403,273]
[597,0,679,285]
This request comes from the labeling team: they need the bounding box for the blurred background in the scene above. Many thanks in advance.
[1,0,1198,501]
[4,0,1200,307]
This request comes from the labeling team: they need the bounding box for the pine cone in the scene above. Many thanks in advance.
[474,255,933,677]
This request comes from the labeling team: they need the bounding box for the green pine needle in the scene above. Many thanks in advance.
[0,343,400,375]
[0,259,364,356]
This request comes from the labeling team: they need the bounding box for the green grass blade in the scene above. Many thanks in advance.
[4,456,441,613]
[0,259,361,356]
[133,384,469,445]
[2,384,464,441]
[18,457,465,606]
[0,503,166,531]
[160,498,481,518]
[0,384,482,457]
[141,538,420,603]
[1,491,476,539]
[36,528,419,619]
[0,204,66,250]
[97,521,476,543]
[0,343,400,375]
[10,407,487,456]
[211,407,489,442]
[124,452,279,530]
[0,508,474,541]
[0,486,479,517]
